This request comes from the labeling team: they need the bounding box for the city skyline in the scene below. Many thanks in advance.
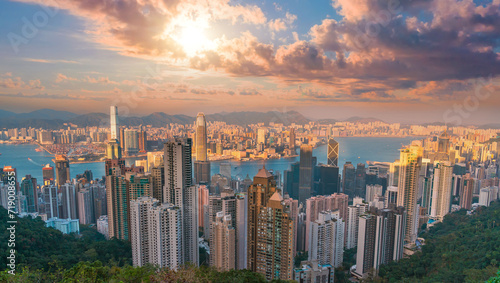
[1,0,500,124]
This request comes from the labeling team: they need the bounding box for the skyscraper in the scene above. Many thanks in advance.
[235,193,248,270]
[110,106,119,141]
[343,162,356,196]
[42,164,54,185]
[130,197,183,269]
[429,161,453,221]
[299,144,313,204]
[247,167,294,280]
[327,138,339,167]
[61,183,78,219]
[315,164,340,195]
[20,175,37,213]
[289,128,296,149]
[124,129,139,155]
[397,144,423,244]
[305,193,349,252]
[459,174,474,210]
[354,207,405,278]
[163,138,199,266]
[195,112,208,162]
[54,155,70,187]
[210,212,236,271]
[308,210,345,268]
[346,203,369,249]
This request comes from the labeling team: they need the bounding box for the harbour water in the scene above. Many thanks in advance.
[0,137,417,183]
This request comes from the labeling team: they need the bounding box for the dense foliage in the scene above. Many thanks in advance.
[377,201,500,283]
[0,207,132,271]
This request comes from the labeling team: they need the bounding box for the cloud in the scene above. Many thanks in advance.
[23,58,80,64]
[0,92,106,101]
[239,89,262,96]
[55,73,79,83]
[0,73,44,90]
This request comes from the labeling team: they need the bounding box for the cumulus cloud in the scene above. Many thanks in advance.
[0,73,44,90]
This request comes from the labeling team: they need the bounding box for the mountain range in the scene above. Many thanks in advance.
[0,108,496,129]
[0,108,387,129]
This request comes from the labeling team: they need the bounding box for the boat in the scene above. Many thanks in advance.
[35,148,43,152]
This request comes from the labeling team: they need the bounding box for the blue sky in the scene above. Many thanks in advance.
[0,0,499,124]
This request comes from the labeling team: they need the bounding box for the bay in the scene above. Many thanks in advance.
[0,137,417,183]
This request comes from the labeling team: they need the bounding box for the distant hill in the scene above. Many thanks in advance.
[344,116,384,123]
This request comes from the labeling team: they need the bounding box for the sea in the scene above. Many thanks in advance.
[0,137,416,183]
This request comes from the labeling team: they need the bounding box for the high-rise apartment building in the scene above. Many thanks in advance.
[247,167,294,280]
[163,138,199,266]
[346,203,368,249]
[308,210,345,268]
[397,144,422,244]
[305,193,348,252]
[210,212,236,271]
[459,174,474,210]
[61,183,78,219]
[130,197,183,269]
[354,207,405,278]
[429,161,453,221]
[124,129,139,155]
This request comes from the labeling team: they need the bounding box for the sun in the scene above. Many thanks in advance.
[172,25,214,57]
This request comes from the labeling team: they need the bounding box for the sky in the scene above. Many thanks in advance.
[0,0,499,124]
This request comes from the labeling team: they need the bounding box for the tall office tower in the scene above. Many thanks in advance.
[163,138,199,265]
[106,138,123,161]
[220,162,231,180]
[308,210,345,268]
[119,127,125,150]
[283,197,299,256]
[235,193,248,270]
[130,197,183,269]
[284,162,300,199]
[138,129,146,152]
[76,170,93,183]
[299,144,313,204]
[247,167,294,280]
[346,203,369,249]
[42,164,54,185]
[210,212,236,271]
[389,160,400,187]
[437,131,450,154]
[365,184,383,203]
[124,129,139,155]
[384,186,398,208]
[20,175,37,213]
[304,193,348,252]
[55,155,70,187]
[257,128,267,146]
[195,112,208,162]
[42,184,59,218]
[110,106,119,140]
[343,162,356,196]
[78,188,95,224]
[289,127,296,149]
[355,163,366,196]
[194,161,211,185]
[316,164,340,195]
[327,138,339,166]
[151,165,165,202]
[198,185,209,231]
[429,161,453,221]
[354,207,406,279]
[61,183,78,219]
[459,174,474,210]
[397,144,422,244]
